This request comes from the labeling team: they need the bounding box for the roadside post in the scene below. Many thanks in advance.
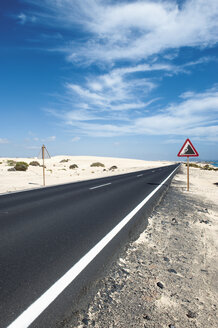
[38,145,51,186]
[177,138,199,191]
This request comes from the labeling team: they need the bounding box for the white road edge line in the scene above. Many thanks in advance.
[7,165,180,328]
[89,183,111,190]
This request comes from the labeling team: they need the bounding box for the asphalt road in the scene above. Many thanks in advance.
[0,164,179,328]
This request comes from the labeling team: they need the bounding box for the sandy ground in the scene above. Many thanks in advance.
[71,164,218,328]
[0,156,173,194]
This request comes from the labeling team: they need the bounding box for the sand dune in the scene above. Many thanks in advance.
[0,156,173,194]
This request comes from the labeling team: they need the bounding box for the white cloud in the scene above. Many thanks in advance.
[47,108,105,124]
[68,56,213,116]
[20,1,218,64]
[26,145,41,150]
[17,12,36,24]
[66,83,106,105]
[67,0,218,64]
[46,136,56,142]
[48,86,218,140]
[17,13,27,24]
[134,88,218,136]
[65,109,103,122]
[0,138,9,144]
[18,1,218,144]
[71,137,80,142]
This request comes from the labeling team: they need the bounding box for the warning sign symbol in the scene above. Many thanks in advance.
[178,139,199,157]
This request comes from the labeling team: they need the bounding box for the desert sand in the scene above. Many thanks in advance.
[0,156,173,194]
[72,164,218,328]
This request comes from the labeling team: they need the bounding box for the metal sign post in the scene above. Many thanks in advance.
[187,156,189,191]
[177,138,199,191]
[38,145,51,187]
[42,145,45,186]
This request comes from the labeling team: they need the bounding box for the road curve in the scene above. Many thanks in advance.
[0,164,180,328]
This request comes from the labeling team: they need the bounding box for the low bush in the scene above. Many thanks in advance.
[0,162,2,164]
[29,161,40,166]
[190,163,200,168]
[60,159,70,163]
[185,162,218,171]
[201,164,214,170]
[203,164,210,170]
[69,164,78,169]
[90,162,105,167]
[15,162,29,171]
[7,160,17,166]
[185,163,200,168]
[8,167,16,172]
[109,165,118,170]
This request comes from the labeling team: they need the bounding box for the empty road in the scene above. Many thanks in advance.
[0,164,179,328]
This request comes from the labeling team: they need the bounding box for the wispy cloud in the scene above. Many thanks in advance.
[17,12,36,25]
[26,134,56,143]
[18,1,218,64]
[133,87,218,137]
[71,137,80,142]
[48,54,214,127]
[0,138,9,144]
[15,1,218,144]
[17,13,27,24]
[46,136,56,142]
[26,145,41,150]
[48,86,218,140]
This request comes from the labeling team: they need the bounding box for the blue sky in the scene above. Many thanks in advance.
[1,0,218,160]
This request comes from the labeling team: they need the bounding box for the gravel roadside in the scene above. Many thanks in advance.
[68,166,218,328]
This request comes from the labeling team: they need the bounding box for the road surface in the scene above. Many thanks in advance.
[0,164,179,328]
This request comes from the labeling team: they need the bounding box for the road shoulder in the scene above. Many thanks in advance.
[72,165,218,328]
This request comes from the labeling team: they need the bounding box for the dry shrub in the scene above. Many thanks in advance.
[29,161,40,166]
[15,162,29,171]
[109,165,118,170]
[7,160,17,166]
[90,162,105,167]
[69,164,78,169]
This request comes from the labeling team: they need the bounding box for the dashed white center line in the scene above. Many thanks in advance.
[137,174,143,177]
[89,183,112,190]
[152,170,155,172]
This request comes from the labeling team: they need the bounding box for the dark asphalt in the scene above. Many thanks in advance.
[0,164,179,328]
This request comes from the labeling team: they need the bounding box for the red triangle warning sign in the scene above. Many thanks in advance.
[178,139,199,157]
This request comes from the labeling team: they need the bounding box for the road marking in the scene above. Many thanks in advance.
[137,174,143,177]
[7,165,180,328]
[152,170,155,172]
[89,183,111,190]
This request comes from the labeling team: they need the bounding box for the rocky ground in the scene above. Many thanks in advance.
[71,166,218,328]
